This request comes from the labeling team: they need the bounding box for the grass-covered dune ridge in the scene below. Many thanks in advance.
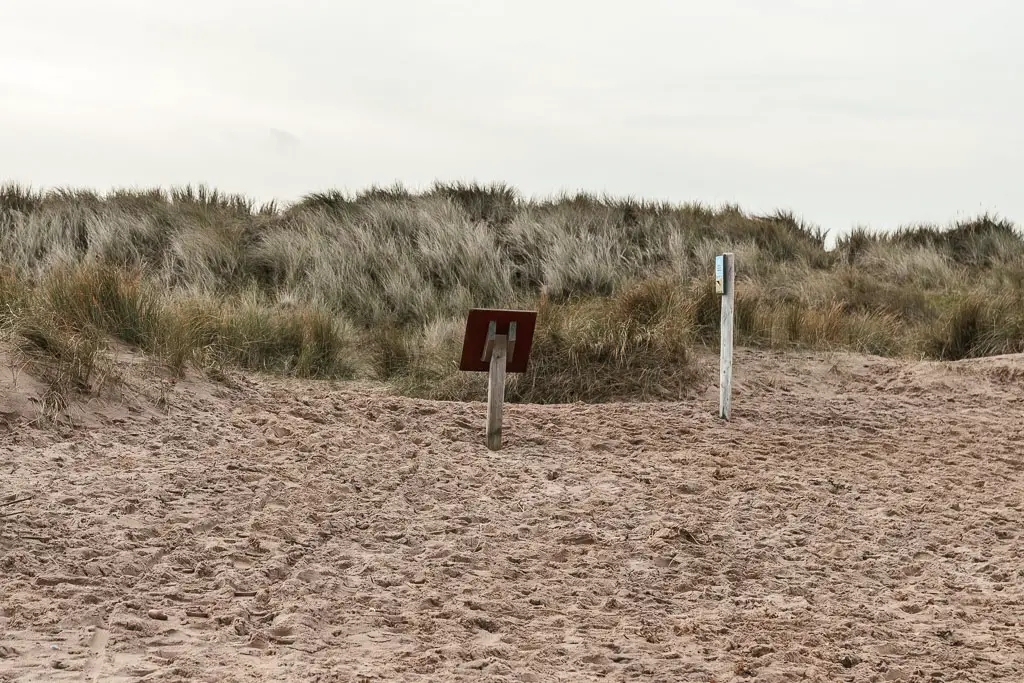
[1,181,1022,406]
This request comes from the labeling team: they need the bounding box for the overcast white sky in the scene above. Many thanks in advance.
[1,0,1020,240]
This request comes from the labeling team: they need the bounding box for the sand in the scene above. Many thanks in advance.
[0,347,1022,682]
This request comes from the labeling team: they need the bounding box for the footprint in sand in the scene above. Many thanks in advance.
[86,626,109,682]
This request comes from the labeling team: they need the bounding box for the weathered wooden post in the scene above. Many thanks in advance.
[459,309,538,450]
[717,253,735,420]
[482,320,511,450]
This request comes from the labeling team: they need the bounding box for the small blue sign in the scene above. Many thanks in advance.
[715,255,724,280]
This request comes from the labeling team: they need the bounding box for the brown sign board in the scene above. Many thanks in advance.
[459,308,538,373]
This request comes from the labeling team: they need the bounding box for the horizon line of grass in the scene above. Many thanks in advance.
[7,178,1016,242]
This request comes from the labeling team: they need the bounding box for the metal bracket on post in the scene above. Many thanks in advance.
[481,320,497,362]
[507,321,517,364]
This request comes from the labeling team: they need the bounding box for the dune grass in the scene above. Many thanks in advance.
[1,180,1021,406]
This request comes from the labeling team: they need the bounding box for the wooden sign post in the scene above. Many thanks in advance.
[459,309,538,451]
[716,253,735,420]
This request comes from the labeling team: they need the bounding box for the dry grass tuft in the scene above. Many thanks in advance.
[1,180,1021,404]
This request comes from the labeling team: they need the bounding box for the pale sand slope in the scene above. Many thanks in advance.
[0,348,1022,682]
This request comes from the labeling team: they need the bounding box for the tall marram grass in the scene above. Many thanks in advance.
[1,181,1022,405]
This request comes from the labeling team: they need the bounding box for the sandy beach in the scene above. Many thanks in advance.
[1,347,1022,682]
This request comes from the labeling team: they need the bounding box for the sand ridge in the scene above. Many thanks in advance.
[0,349,1022,681]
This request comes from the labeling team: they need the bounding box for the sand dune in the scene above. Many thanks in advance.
[1,348,1022,682]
